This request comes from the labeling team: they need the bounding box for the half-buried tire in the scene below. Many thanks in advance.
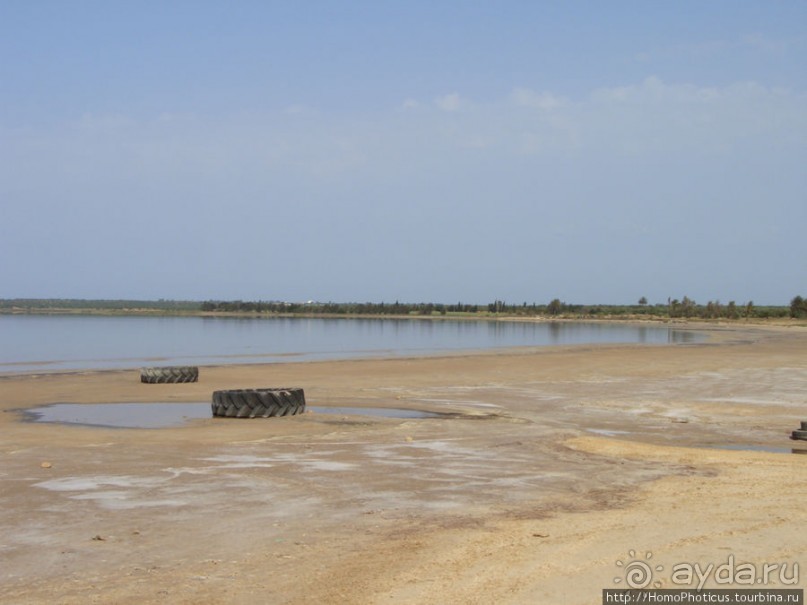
[141,366,199,384]
[212,388,306,418]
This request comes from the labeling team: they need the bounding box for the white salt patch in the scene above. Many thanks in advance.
[34,475,165,492]
[201,455,275,468]
[98,498,186,510]
[300,461,355,472]
[163,467,213,478]
[210,462,275,469]
[70,490,130,501]
[587,429,631,437]
[415,398,501,408]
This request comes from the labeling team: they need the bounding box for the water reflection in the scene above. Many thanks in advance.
[0,315,704,373]
[22,402,440,429]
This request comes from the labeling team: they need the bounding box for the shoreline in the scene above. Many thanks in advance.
[0,316,722,377]
[1,324,805,603]
[2,316,792,379]
[2,305,805,326]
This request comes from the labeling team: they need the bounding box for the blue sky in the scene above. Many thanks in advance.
[1,1,805,305]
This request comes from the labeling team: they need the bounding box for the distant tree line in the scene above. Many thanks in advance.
[0,298,199,312]
[198,296,800,320]
[2,296,804,320]
[199,300,483,315]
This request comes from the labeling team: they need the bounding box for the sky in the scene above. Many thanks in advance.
[1,1,805,305]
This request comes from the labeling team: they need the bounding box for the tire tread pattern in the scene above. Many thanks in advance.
[141,366,199,384]
[212,388,305,418]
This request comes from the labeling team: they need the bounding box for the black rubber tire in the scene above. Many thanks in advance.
[212,388,306,418]
[791,429,807,441]
[140,366,199,384]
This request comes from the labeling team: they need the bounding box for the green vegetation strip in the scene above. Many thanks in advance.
[2,296,805,320]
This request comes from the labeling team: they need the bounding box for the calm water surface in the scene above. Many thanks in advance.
[22,402,441,428]
[0,314,702,373]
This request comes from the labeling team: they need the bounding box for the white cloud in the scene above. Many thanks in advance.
[589,76,732,105]
[510,88,565,110]
[434,93,462,112]
[5,78,805,199]
[2,75,805,304]
[581,76,807,151]
[741,33,789,55]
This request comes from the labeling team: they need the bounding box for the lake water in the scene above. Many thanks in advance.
[0,314,702,373]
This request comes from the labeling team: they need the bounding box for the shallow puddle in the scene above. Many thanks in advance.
[20,402,441,429]
[708,444,807,455]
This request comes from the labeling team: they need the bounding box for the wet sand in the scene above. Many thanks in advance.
[1,323,805,604]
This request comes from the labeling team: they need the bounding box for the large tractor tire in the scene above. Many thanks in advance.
[140,366,199,384]
[212,388,306,418]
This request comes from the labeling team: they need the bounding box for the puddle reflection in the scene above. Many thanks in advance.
[21,402,440,429]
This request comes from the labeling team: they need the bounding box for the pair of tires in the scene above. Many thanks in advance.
[141,366,199,384]
[792,421,807,441]
[140,366,305,418]
[212,388,306,418]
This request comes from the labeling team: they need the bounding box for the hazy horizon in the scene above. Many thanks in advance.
[0,295,794,309]
[2,2,805,306]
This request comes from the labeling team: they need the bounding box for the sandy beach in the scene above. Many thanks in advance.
[1,323,805,604]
